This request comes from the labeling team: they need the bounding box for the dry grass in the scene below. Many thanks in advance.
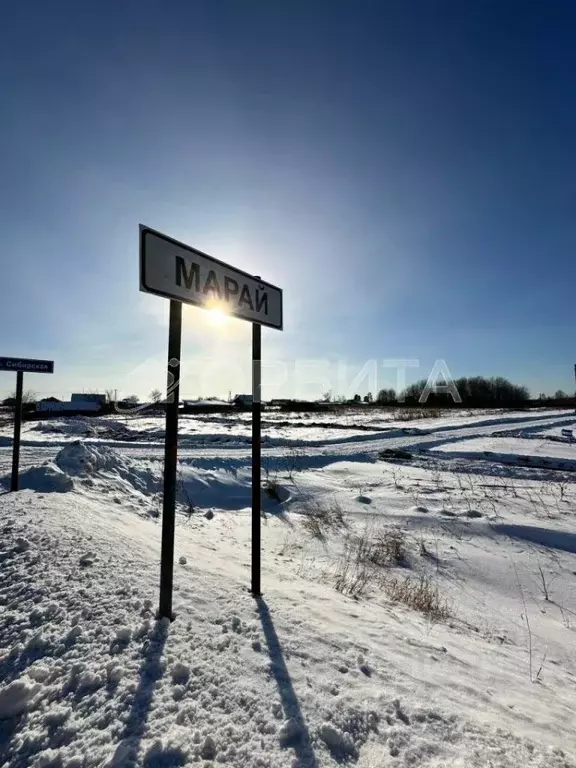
[384,574,450,620]
[334,527,409,599]
[367,529,407,567]
[263,475,282,502]
[334,534,374,598]
[394,408,443,421]
[300,498,347,540]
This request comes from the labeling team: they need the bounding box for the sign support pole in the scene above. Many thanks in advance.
[159,300,182,620]
[251,320,262,596]
[10,371,24,492]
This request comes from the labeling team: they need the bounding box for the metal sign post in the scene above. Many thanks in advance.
[140,225,283,618]
[251,320,262,596]
[11,371,24,492]
[0,356,55,493]
[159,300,182,620]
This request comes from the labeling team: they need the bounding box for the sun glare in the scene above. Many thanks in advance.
[207,306,229,326]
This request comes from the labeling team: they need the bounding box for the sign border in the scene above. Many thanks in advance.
[139,225,283,331]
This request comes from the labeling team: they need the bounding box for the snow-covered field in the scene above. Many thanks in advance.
[1,408,576,767]
[431,435,576,471]
[3,407,572,448]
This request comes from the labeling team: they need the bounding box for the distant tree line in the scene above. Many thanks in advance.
[537,389,572,401]
[402,376,530,407]
[370,375,532,407]
[1,377,573,414]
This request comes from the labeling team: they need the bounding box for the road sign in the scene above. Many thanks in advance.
[0,356,55,492]
[140,225,283,330]
[0,357,54,374]
[139,225,283,619]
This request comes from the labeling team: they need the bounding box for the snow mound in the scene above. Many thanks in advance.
[16,463,74,493]
[30,418,94,437]
[4,441,161,500]
[53,440,160,497]
[56,440,133,476]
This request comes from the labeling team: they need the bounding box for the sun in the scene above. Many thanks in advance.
[207,306,229,326]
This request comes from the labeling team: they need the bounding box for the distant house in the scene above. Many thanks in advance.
[37,401,102,413]
[233,394,253,408]
[37,393,104,413]
[180,399,233,414]
[71,393,106,405]
[183,399,230,408]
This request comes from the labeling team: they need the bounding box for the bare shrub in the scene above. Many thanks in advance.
[300,498,347,540]
[301,512,324,540]
[514,562,540,682]
[263,474,282,502]
[334,538,373,599]
[390,467,404,489]
[536,561,559,603]
[418,536,429,558]
[333,527,408,599]
[283,444,306,481]
[366,528,407,567]
[384,575,449,620]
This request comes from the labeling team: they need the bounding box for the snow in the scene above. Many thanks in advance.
[3,407,572,451]
[0,678,40,719]
[0,408,576,765]
[430,435,576,471]
[15,463,74,493]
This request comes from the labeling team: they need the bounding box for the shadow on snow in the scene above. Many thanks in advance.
[255,597,319,768]
[109,619,184,767]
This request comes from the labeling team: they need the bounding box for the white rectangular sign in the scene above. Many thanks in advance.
[140,225,283,330]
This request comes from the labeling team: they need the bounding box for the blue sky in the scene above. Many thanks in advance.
[1,0,575,400]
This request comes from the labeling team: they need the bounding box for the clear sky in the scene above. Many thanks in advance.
[1,0,575,401]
